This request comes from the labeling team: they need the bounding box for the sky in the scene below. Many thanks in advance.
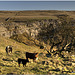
[0,1,75,11]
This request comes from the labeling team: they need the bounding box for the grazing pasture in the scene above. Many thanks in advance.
[0,10,75,74]
[0,36,75,74]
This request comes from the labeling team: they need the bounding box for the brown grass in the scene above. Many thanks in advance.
[0,10,75,74]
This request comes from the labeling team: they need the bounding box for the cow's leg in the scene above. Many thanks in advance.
[18,60,21,67]
[8,49,10,54]
[19,64,20,67]
[6,51,8,54]
[23,64,25,67]
[33,59,36,62]
[25,64,26,67]
[10,50,12,54]
[6,49,8,54]
[11,49,12,53]
[10,48,12,53]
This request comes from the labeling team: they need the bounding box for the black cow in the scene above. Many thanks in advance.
[5,46,12,54]
[18,58,29,67]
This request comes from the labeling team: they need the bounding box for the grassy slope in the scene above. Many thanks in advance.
[0,36,49,74]
[0,10,75,74]
[0,36,75,74]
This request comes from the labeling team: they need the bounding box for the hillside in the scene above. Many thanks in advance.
[0,10,75,74]
[0,36,75,74]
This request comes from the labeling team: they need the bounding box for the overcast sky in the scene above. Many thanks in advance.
[0,1,75,11]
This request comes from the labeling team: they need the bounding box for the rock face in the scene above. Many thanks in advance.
[0,19,60,38]
[0,25,10,37]
[0,18,75,52]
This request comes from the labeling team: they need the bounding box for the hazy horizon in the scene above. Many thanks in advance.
[0,1,75,11]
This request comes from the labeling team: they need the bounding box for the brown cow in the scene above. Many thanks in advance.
[26,52,38,62]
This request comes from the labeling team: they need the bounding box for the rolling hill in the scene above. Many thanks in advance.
[0,10,75,74]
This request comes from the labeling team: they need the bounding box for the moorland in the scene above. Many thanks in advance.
[0,10,75,74]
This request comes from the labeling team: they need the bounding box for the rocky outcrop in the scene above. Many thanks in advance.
[0,25,10,37]
[0,19,60,38]
[0,18,75,52]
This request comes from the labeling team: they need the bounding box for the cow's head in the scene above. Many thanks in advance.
[34,53,38,58]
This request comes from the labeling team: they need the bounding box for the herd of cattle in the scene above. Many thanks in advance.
[5,45,39,67]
